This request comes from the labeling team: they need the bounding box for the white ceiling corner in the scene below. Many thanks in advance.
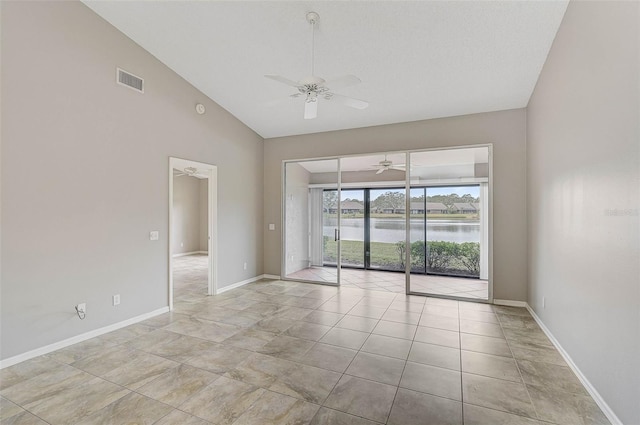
[82,1,568,139]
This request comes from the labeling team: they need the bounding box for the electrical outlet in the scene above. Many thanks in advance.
[243,262,247,270]
[149,231,159,241]
[542,296,546,309]
[180,242,184,248]
[113,294,121,306]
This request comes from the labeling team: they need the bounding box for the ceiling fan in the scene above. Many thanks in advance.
[265,12,369,120]
[174,167,208,178]
[372,155,406,174]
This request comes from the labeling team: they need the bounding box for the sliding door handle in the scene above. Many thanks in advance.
[334,228,340,241]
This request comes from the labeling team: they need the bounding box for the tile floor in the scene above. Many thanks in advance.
[0,255,609,425]
[287,266,488,300]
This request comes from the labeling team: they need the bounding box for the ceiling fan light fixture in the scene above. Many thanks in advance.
[264,12,369,119]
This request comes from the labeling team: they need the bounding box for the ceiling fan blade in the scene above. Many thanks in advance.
[324,75,361,90]
[304,100,318,120]
[265,74,301,88]
[265,94,300,107]
[375,168,385,175]
[327,93,369,110]
[390,165,406,170]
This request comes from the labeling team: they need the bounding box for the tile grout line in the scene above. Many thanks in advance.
[458,299,465,425]
[171,267,574,424]
[5,264,490,424]
[2,394,55,425]
[374,291,408,425]
[316,289,394,424]
[496,310,542,423]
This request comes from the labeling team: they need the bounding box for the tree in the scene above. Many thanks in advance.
[371,191,405,212]
[323,191,338,211]
[426,193,479,211]
[460,194,478,203]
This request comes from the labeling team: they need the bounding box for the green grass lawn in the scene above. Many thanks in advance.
[324,237,479,276]
[324,238,402,268]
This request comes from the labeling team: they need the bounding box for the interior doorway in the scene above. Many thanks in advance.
[169,157,218,310]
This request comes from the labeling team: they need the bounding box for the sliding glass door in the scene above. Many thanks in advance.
[407,147,490,300]
[337,189,365,268]
[282,146,491,301]
[369,188,406,271]
[283,159,339,285]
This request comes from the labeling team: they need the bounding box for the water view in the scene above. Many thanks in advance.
[324,217,480,243]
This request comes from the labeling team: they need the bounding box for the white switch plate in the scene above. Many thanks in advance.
[113,294,121,306]
[268,224,275,231]
[243,262,247,270]
[149,231,159,241]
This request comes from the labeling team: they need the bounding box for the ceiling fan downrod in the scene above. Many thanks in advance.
[306,12,319,77]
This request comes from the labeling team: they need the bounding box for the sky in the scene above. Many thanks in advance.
[428,186,480,197]
[340,185,480,201]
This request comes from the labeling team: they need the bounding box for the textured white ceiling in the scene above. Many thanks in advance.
[83,1,568,139]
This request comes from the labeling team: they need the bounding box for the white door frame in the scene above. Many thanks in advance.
[168,157,218,310]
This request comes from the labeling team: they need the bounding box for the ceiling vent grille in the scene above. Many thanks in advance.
[116,68,144,93]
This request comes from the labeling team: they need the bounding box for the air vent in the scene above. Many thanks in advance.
[116,68,144,93]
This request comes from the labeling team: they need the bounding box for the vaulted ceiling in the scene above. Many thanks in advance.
[84,1,568,138]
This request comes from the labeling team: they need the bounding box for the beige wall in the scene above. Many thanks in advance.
[264,109,527,301]
[172,175,203,255]
[527,1,639,423]
[0,1,264,360]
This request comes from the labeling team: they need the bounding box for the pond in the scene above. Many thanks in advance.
[323,217,480,243]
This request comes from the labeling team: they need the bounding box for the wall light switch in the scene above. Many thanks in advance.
[113,294,121,306]
[149,231,159,241]
[268,224,275,231]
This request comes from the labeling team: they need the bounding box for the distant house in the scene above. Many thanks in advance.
[377,207,403,214]
[410,202,425,214]
[338,200,364,214]
[452,203,477,214]
[425,202,448,214]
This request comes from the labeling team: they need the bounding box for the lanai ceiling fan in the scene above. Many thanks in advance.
[372,155,406,174]
[265,12,369,120]
[174,167,208,178]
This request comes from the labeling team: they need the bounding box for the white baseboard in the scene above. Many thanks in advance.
[493,299,527,307]
[0,306,169,369]
[526,304,622,425]
[172,251,208,258]
[262,274,280,280]
[216,274,275,295]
